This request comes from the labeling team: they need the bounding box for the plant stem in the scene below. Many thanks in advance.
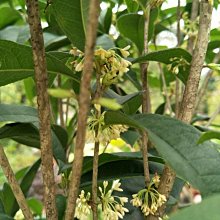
[195,51,220,111]
[187,0,200,54]
[64,1,100,219]
[0,146,33,220]
[25,0,58,219]
[141,6,151,186]
[205,103,220,127]
[152,2,212,218]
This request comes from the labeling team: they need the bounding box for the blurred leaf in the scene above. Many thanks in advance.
[27,198,43,216]
[56,194,66,220]
[0,7,22,30]
[95,97,122,110]
[104,111,220,196]
[170,194,220,220]
[124,0,139,13]
[197,131,220,144]
[48,88,75,99]
[99,7,112,33]
[96,34,115,50]
[0,104,38,123]
[207,63,220,71]
[23,77,36,104]
[51,0,89,51]
[0,213,13,220]
[121,129,140,146]
[0,40,79,91]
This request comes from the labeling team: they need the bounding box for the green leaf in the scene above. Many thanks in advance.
[0,104,38,123]
[0,159,40,216]
[117,14,144,52]
[104,112,220,196]
[104,89,142,114]
[96,34,115,50]
[197,131,220,144]
[51,0,89,51]
[95,98,122,111]
[99,7,112,33]
[56,194,66,220]
[48,88,75,99]
[124,0,139,13]
[207,63,220,71]
[0,40,79,91]
[0,122,67,162]
[0,214,13,220]
[133,48,192,84]
[169,194,220,220]
[0,7,22,30]
[27,198,43,216]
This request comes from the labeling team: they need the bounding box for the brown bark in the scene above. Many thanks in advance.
[25,0,58,219]
[64,1,100,219]
[141,7,151,186]
[149,2,212,219]
[0,146,33,220]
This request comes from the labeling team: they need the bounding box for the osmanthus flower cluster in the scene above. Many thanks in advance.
[167,56,190,75]
[182,12,199,37]
[130,173,167,217]
[86,111,128,144]
[74,180,129,220]
[70,46,132,87]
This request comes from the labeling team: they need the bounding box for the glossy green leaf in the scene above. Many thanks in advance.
[99,7,112,33]
[96,34,115,50]
[96,98,122,110]
[170,194,220,220]
[133,48,192,83]
[51,0,89,51]
[0,40,79,90]
[104,111,220,196]
[197,131,220,144]
[117,14,144,52]
[0,7,22,30]
[0,122,67,162]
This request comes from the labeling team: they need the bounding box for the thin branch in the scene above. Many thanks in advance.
[155,1,212,218]
[205,103,220,127]
[175,0,181,117]
[0,146,33,220]
[64,1,100,219]
[58,75,65,127]
[187,0,200,54]
[25,0,58,219]
[141,6,151,186]
[195,51,220,111]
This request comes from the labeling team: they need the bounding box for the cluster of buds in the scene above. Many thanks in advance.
[75,190,92,220]
[182,12,199,37]
[70,46,132,87]
[99,180,129,220]
[149,0,165,8]
[130,173,167,216]
[167,56,190,75]
[87,111,128,144]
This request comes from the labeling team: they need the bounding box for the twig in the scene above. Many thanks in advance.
[141,5,151,186]
[58,75,65,127]
[195,51,220,111]
[25,0,58,219]
[205,103,220,127]
[187,0,200,54]
[64,1,100,219]
[154,1,212,218]
[175,0,181,117]
[0,146,33,220]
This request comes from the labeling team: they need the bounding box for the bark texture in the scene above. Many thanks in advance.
[64,1,100,219]
[149,1,212,219]
[25,0,58,219]
[0,146,33,220]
